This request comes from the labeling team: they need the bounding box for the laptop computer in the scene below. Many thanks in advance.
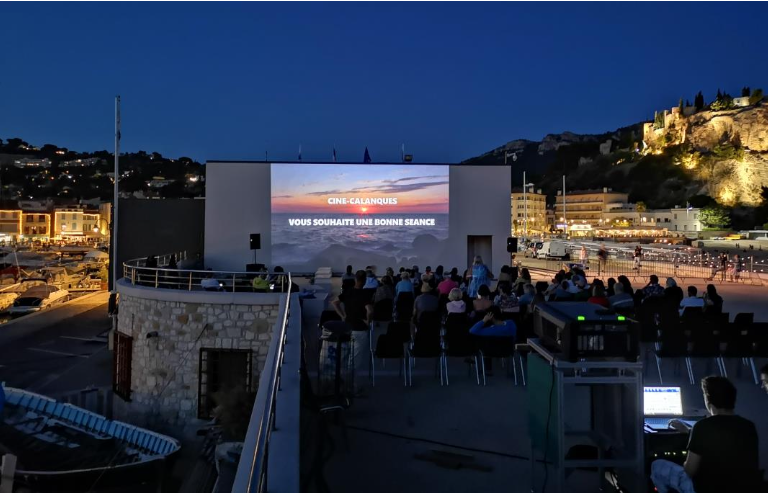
[644,386,685,431]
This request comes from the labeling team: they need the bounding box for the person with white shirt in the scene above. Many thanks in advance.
[679,285,704,315]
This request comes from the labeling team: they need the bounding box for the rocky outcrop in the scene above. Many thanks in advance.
[685,104,768,152]
[537,131,601,153]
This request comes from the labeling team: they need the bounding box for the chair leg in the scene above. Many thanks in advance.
[520,354,526,386]
[512,352,519,386]
[718,357,728,378]
[685,357,694,385]
[480,352,487,386]
[474,354,481,385]
[749,358,759,384]
[655,355,663,384]
[371,351,376,387]
[443,355,450,386]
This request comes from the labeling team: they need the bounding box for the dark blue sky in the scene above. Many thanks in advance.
[1,2,767,163]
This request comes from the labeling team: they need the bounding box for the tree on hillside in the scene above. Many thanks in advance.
[749,88,764,106]
[636,201,647,212]
[699,204,731,229]
[694,91,705,111]
[686,99,691,107]
[678,98,684,111]
[742,87,751,97]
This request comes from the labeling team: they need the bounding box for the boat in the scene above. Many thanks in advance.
[9,283,69,315]
[30,266,87,289]
[0,386,180,492]
[82,250,110,268]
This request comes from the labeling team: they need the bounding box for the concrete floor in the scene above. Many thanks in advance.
[313,282,768,493]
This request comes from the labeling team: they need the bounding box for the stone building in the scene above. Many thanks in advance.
[113,282,284,427]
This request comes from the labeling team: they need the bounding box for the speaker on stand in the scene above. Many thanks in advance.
[507,236,518,253]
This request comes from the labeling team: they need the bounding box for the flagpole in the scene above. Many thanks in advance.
[112,95,120,291]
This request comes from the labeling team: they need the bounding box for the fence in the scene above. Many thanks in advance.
[122,252,290,292]
[522,250,765,285]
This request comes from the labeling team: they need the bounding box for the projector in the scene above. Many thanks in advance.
[533,302,639,362]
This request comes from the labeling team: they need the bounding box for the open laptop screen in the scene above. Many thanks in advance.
[644,386,683,416]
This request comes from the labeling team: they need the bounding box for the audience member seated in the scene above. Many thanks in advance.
[446,288,466,315]
[703,284,724,316]
[473,284,494,314]
[518,283,536,306]
[651,377,760,493]
[497,265,511,285]
[606,277,616,297]
[494,283,519,310]
[373,275,394,303]
[433,265,445,284]
[608,282,634,310]
[469,306,517,339]
[341,265,356,290]
[252,273,270,292]
[201,272,221,291]
[587,285,610,308]
[395,272,413,297]
[617,275,634,297]
[413,279,439,322]
[679,285,704,315]
[449,267,461,283]
[363,267,380,289]
[664,277,684,309]
[571,275,591,301]
[642,274,665,301]
[437,272,459,295]
[533,281,549,306]
[513,268,532,289]
[554,280,573,301]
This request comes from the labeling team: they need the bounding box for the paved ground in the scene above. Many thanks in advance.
[310,279,768,493]
[0,291,111,397]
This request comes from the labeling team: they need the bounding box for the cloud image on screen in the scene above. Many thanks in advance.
[271,163,449,271]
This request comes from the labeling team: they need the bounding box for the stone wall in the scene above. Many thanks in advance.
[113,283,283,427]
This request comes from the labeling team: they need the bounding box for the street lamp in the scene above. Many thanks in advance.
[523,172,534,239]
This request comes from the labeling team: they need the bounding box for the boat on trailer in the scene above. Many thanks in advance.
[0,386,181,492]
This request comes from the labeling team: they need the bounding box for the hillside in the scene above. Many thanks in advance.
[464,98,768,213]
[0,138,204,200]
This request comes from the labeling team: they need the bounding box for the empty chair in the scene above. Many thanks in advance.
[408,313,442,386]
[394,292,414,322]
[687,321,724,383]
[654,327,689,384]
[371,321,411,386]
[441,314,480,385]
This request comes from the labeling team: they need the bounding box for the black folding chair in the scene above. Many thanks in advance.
[476,335,516,386]
[441,314,481,385]
[407,311,442,386]
[371,321,411,386]
[394,292,414,322]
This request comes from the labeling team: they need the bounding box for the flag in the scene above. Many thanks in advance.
[363,147,372,164]
[333,145,337,162]
[298,144,302,162]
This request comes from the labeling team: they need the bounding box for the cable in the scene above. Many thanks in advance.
[345,424,552,463]
[541,361,555,492]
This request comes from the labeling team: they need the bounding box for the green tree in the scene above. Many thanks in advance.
[694,91,705,111]
[678,98,684,111]
[741,87,751,97]
[749,88,764,106]
[699,204,731,229]
[635,201,647,212]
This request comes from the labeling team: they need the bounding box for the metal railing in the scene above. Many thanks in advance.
[521,247,767,285]
[122,253,291,293]
[232,274,294,492]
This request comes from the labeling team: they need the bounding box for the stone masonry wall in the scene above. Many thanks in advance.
[115,292,280,426]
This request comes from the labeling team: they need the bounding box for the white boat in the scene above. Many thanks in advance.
[28,266,86,289]
[10,283,69,314]
[82,249,109,269]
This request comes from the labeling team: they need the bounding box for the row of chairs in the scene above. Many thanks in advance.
[370,309,531,387]
[650,309,768,384]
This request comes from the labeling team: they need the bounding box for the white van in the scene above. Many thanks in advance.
[536,240,569,260]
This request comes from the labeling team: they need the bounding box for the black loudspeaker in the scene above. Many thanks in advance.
[250,233,261,250]
[507,237,518,253]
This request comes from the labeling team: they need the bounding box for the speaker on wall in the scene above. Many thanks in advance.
[250,233,261,250]
[507,237,518,253]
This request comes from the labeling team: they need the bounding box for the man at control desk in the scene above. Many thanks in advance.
[651,376,760,493]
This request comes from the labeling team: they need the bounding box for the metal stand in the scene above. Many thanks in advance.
[527,339,644,492]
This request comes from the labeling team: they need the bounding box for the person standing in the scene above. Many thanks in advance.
[597,244,608,276]
[467,255,493,299]
[579,245,588,267]
[633,245,642,270]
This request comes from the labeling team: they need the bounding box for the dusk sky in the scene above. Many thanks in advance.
[2,2,767,164]
[271,164,449,213]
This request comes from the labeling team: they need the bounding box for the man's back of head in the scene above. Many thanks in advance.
[701,376,737,413]
[649,275,659,285]
[688,285,698,297]
[354,270,367,288]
